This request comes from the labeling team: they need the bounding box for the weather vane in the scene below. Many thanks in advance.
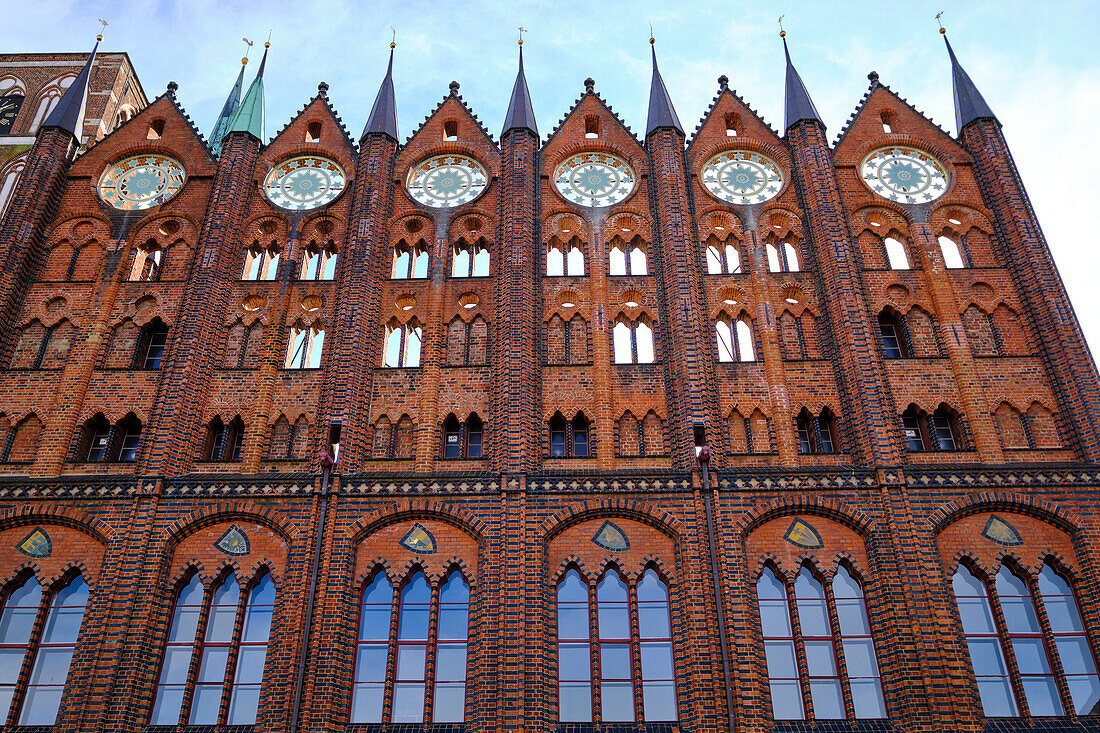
[778,14,786,37]
[265,29,272,48]
[242,37,253,64]
[96,18,108,41]
[518,27,526,45]
[936,11,945,32]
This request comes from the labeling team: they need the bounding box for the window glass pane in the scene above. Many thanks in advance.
[169,608,201,642]
[27,647,74,685]
[809,679,844,719]
[597,603,629,639]
[1038,564,1072,596]
[641,641,674,680]
[600,643,631,680]
[227,683,261,724]
[558,642,591,680]
[233,645,268,684]
[157,645,193,684]
[196,646,230,682]
[1,577,42,644]
[206,604,237,642]
[613,322,633,363]
[398,607,429,640]
[1011,637,1051,674]
[350,682,384,723]
[976,678,1018,717]
[637,570,668,601]
[736,320,755,361]
[769,679,804,720]
[705,245,722,274]
[639,602,671,638]
[804,639,837,677]
[1066,674,1100,715]
[0,649,24,684]
[435,642,467,681]
[835,597,870,636]
[1045,597,1085,633]
[242,605,272,643]
[557,604,589,640]
[795,593,830,637]
[764,640,798,678]
[558,681,592,722]
[188,683,222,724]
[396,644,426,680]
[567,246,585,276]
[956,596,996,635]
[635,322,654,363]
[0,686,13,722]
[1056,636,1099,676]
[440,573,469,604]
[432,681,465,722]
[438,605,469,640]
[18,686,64,725]
[1021,675,1063,716]
[630,246,647,275]
[759,600,792,638]
[558,571,588,603]
[642,680,678,721]
[609,247,626,276]
[967,638,1009,675]
[850,678,887,719]
[150,685,186,725]
[842,638,880,678]
[1000,596,1041,634]
[359,606,391,642]
[757,568,786,600]
[392,681,426,722]
[355,645,387,682]
[600,681,634,721]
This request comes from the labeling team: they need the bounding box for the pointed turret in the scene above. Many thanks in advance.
[502,41,537,137]
[41,36,99,142]
[209,59,248,156]
[943,31,997,134]
[226,42,267,142]
[645,38,683,137]
[782,34,824,132]
[362,44,398,141]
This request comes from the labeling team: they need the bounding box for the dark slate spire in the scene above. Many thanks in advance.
[502,41,537,137]
[782,34,824,132]
[362,43,398,141]
[943,31,998,134]
[645,38,683,137]
[42,36,99,141]
[227,42,267,141]
[209,59,247,156]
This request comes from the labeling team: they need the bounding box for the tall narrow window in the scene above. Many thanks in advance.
[609,246,627,276]
[443,415,462,459]
[716,319,736,362]
[1038,564,1100,713]
[995,566,1061,715]
[442,414,482,459]
[0,577,43,721]
[878,312,908,358]
[758,567,802,719]
[138,320,169,369]
[115,414,143,462]
[18,575,88,725]
[884,237,909,270]
[931,407,959,450]
[613,319,655,364]
[953,566,1017,717]
[129,245,162,281]
[383,321,421,368]
[433,573,469,722]
[557,570,592,722]
[572,413,590,457]
[150,575,203,724]
[465,414,483,459]
[938,235,965,269]
[638,569,677,720]
[351,574,392,723]
[796,411,814,454]
[189,575,240,724]
[550,413,567,457]
[736,319,756,362]
[242,246,279,280]
[392,245,429,279]
[766,243,782,273]
[794,568,844,719]
[300,246,337,280]
[783,242,801,272]
[228,574,275,724]
[705,244,723,274]
[394,573,430,723]
[285,325,325,369]
[598,572,633,721]
[832,567,886,718]
[546,246,565,276]
[567,245,585,276]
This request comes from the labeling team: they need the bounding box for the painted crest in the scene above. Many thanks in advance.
[399,523,437,554]
[591,520,630,552]
[215,525,251,556]
[982,515,1023,547]
[783,519,824,549]
[17,527,51,558]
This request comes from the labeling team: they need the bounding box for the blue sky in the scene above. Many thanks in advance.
[5,0,1100,352]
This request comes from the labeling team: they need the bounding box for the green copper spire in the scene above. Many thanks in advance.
[226,42,268,142]
[209,59,247,156]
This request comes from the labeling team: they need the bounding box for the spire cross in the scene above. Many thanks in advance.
[778,14,785,36]
[265,29,272,47]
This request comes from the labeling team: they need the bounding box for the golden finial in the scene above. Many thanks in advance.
[778,15,786,38]
[649,22,655,45]
[936,10,946,34]
[242,37,252,65]
[390,27,396,49]
[96,18,108,42]
[518,27,526,46]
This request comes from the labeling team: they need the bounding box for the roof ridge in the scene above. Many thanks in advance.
[832,73,953,149]
[270,86,355,151]
[685,80,779,150]
[77,83,214,163]
[545,82,642,148]
[403,84,498,150]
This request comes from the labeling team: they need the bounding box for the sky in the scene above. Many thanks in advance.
[4,0,1100,353]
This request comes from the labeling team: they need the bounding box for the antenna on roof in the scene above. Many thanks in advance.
[96,18,108,41]
[778,14,786,37]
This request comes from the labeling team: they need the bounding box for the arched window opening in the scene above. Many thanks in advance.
[4,414,42,462]
[705,243,723,274]
[833,567,886,718]
[572,413,590,457]
[883,237,910,270]
[383,320,422,368]
[548,412,591,458]
[129,242,162,281]
[392,243,429,279]
[393,572,431,722]
[757,567,802,719]
[795,568,844,719]
[930,405,961,450]
[609,239,647,276]
[1038,564,1100,714]
[557,569,592,722]
[613,318,655,364]
[877,311,909,359]
[150,575,203,724]
[306,120,322,143]
[433,572,470,722]
[549,412,567,457]
[13,574,89,725]
[938,235,966,269]
[567,245,585,276]
[0,576,43,722]
[443,414,483,459]
[202,416,245,462]
[796,408,838,454]
[137,319,169,369]
[242,244,279,281]
[783,242,800,272]
[736,319,755,361]
[0,155,27,219]
[766,242,783,273]
[451,240,489,278]
[188,575,240,724]
[115,413,143,462]
[717,315,756,362]
[29,75,75,132]
[953,566,1018,717]
[598,572,633,721]
[638,569,677,720]
[147,117,165,139]
[546,245,565,277]
[81,413,112,462]
[351,574,392,723]
[300,242,337,280]
[285,324,325,369]
[995,567,1062,715]
[227,574,275,723]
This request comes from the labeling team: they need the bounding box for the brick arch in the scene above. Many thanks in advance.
[242,214,288,238]
[542,139,647,177]
[129,212,201,242]
[931,202,995,233]
[119,293,169,327]
[541,405,596,424]
[729,403,770,419]
[757,206,806,240]
[390,214,436,241]
[689,137,793,179]
[158,501,300,550]
[46,214,111,245]
[543,210,592,242]
[551,555,591,583]
[733,496,874,538]
[0,505,113,545]
[929,493,1081,537]
[790,399,836,419]
[345,500,487,545]
[402,139,500,176]
[449,211,495,241]
[697,206,745,237]
[850,204,910,237]
[539,499,684,543]
[601,212,653,241]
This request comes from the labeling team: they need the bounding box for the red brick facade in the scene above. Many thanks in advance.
[0,42,1096,732]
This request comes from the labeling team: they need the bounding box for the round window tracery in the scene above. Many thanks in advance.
[97,154,186,211]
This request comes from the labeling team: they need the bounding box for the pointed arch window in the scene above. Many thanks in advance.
[953,562,1100,717]
[392,243,429,279]
[383,320,422,368]
[285,324,325,369]
[150,575,203,724]
[938,235,966,269]
[442,414,483,459]
[766,241,800,273]
[351,569,471,724]
[548,412,591,458]
[29,75,75,133]
[300,242,338,280]
[757,565,886,721]
[558,566,678,723]
[242,245,280,281]
[715,314,755,362]
[613,318,655,364]
[451,240,490,278]
[129,242,163,281]
[0,154,27,218]
[878,310,910,358]
[609,239,647,276]
[883,237,910,270]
